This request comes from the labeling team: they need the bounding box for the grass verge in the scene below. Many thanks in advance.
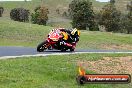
[0,53,132,88]
[0,19,132,50]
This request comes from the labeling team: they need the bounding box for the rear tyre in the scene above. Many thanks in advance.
[61,48,67,52]
[70,48,74,52]
[37,41,48,52]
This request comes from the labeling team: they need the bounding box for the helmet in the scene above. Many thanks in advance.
[71,28,80,36]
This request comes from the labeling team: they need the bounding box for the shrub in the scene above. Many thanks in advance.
[0,7,4,17]
[98,0,121,32]
[10,8,30,22]
[120,15,132,34]
[121,1,132,34]
[56,8,60,14]
[68,0,96,30]
[62,11,68,17]
[31,6,49,25]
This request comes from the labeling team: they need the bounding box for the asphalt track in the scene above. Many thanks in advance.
[0,46,132,59]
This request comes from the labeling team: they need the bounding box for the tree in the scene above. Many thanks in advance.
[10,8,30,22]
[127,1,132,20]
[110,0,115,4]
[125,1,132,34]
[31,6,49,25]
[68,0,97,30]
[99,1,121,32]
[0,7,4,17]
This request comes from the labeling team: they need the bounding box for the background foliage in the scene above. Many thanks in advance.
[68,0,97,30]
[10,8,30,22]
[31,6,49,25]
[98,1,121,32]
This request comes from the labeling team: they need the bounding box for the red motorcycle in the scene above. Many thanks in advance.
[37,29,77,52]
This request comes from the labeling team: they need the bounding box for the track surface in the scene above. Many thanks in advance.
[0,46,132,59]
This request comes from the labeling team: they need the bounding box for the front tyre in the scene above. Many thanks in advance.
[37,41,48,52]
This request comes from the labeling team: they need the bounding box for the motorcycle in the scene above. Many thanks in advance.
[37,29,77,52]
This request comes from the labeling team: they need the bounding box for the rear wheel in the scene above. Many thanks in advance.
[70,48,74,52]
[37,41,48,52]
[61,48,67,52]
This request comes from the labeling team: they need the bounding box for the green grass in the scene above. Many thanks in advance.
[0,19,132,50]
[0,0,130,15]
[79,31,132,49]
[0,0,106,11]
[0,0,131,49]
[0,18,51,47]
[0,0,107,27]
[0,53,132,88]
[0,0,130,28]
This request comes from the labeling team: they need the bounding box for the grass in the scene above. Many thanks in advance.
[0,0,132,50]
[0,53,132,88]
[0,1,131,88]
[79,31,132,49]
[0,18,132,50]
[0,0,106,11]
[0,0,130,29]
[0,18,51,47]
[0,0,107,27]
[0,0,130,15]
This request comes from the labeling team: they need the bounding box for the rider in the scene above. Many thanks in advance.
[57,28,80,48]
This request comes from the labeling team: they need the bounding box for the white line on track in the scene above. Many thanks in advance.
[0,51,132,60]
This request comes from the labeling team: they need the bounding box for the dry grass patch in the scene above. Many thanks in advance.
[101,44,132,50]
[78,56,132,74]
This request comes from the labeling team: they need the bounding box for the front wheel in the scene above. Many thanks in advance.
[37,41,48,52]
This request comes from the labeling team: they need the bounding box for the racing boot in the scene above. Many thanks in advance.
[60,41,75,51]
[65,43,73,47]
[64,42,75,52]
